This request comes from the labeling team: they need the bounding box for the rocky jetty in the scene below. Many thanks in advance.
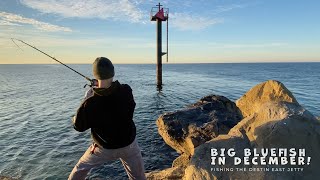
[146,80,320,180]
[156,95,243,155]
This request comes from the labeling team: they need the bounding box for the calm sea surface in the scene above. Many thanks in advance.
[0,63,319,179]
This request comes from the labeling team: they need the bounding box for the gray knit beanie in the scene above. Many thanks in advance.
[92,57,115,80]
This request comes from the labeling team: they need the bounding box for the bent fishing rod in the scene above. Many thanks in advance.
[11,38,96,87]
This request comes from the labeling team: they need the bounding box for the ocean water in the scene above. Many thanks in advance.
[0,63,319,179]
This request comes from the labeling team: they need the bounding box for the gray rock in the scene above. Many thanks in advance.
[172,154,190,168]
[186,101,320,180]
[152,81,320,179]
[185,135,254,180]
[146,154,191,180]
[157,95,243,155]
[184,81,320,180]
[146,166,185,180]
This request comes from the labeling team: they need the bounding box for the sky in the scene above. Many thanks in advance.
[0,0,319,64]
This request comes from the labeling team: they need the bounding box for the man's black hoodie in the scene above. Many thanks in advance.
[73,81,136,149]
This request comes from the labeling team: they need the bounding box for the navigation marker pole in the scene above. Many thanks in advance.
[150,3,169,90]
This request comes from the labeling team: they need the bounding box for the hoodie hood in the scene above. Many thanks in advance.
[93,80,120,96]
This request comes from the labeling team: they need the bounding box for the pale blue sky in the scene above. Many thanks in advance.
[0,0,319,64]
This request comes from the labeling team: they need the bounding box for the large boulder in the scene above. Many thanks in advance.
[236,80,298,117]
[146,166,185,180]
[156,95,242,155]
[229,102,318,148]
[172,154,191,168]
[184,135,254,180]
[185,101,320,180]
[184,82,320,180]
[146,154,191,180]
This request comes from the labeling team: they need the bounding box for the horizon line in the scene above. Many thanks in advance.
[1,61,320,65]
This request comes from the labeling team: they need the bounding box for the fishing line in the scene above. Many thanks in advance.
[11,38,96,87]
[11,38,23,51]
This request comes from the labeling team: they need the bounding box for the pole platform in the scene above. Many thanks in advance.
[151,16,168,21]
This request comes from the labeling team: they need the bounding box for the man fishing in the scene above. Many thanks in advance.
[69,57,146,180]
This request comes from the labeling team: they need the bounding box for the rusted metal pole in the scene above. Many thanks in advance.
[156,18,162,88]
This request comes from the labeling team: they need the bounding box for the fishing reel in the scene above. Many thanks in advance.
[84,79,98,88]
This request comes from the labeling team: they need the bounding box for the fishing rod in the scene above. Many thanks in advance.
[11,38,96,88]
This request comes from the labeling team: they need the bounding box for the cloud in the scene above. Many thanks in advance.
[213,4,247,14]
[157,1,246,31]
[19,0,247,31]
[170,13,223,31]
[0,11,72,32]
[20,0,145,23]
[0,20,22,26]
